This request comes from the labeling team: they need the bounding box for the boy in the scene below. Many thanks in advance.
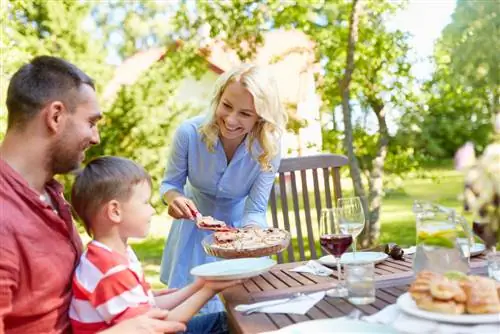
[69,156,238,333]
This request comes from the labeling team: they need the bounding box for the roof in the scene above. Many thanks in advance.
[103,29,317,106]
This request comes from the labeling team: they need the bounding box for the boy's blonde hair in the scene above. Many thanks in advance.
[71,156,152,236]
[199,64,287,171]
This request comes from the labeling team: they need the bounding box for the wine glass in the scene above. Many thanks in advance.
[319,208,353,297]
[337,197,365,257]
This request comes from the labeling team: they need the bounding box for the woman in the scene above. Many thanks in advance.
[159,64,287,313]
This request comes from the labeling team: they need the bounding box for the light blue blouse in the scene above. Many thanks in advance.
[159,115,280,313]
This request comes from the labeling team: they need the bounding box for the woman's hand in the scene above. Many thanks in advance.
[165,192,198,220]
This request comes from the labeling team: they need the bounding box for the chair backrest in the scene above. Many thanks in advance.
[269,154,348,263]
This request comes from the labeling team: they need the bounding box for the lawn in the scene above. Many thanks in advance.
[129,165,465,288]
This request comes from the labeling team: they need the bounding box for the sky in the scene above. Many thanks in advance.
[387,0,457,80]
[340,0,458,134]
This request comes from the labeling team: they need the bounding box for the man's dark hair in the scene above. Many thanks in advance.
[6,56,95,129]
[71,156,152,237]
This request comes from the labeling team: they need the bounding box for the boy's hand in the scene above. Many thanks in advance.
[100,309,186,333]
[202,279,243,293]
[167,194,198,220]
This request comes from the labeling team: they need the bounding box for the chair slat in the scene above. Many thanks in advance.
[312,168,325,257]
[332,167,343,203]
[300,169,317,259]
[269,186,284,263]
[312,168,322,230]
[278,173,294,262]
[322,167,333,209]
[289,171,305,261]
[269,154,348,263]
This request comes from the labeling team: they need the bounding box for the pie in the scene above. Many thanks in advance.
[203,228,290,259]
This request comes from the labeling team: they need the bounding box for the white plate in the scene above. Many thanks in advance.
[265,318,398,333]
[318,252,388,267]
[397,292,500,324]
[470,243,486,257]
[190,258,276,280]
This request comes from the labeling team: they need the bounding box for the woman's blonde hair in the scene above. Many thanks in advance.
[199,64,287,171]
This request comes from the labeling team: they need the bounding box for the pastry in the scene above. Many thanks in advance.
[415,294,465,315]
[430,278,466,303]
[409,271,441,301]
[462,276,500,314]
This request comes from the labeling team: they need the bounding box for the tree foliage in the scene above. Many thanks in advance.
[402,0,499,161]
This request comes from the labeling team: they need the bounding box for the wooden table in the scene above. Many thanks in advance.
[221,254,488,333]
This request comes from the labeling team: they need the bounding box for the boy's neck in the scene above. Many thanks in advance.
[93,234,129,256]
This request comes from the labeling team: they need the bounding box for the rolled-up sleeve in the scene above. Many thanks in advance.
[241,153,281,228]
[160,123,191,198]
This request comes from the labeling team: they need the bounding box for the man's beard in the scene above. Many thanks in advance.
[49,129,84,175]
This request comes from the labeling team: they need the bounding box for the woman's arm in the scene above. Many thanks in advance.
[241,153,281,228]
[160,122,198,219]
[160,123,191,202]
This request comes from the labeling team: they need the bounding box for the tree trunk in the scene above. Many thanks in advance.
[366,99,389,245]
[339,0,369,244]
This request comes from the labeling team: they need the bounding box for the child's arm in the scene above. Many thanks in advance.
[164,280,242,323]
[154,279,204,310]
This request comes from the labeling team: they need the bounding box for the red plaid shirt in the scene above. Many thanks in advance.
[0,158,83,333]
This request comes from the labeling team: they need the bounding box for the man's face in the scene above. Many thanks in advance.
[51,84,101,174]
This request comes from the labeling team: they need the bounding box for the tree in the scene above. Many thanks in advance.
[403,0,499,161]
[170,0,415,246]
[0,0,111,138]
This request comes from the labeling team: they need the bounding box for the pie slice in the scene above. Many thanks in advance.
[196,216,233,232]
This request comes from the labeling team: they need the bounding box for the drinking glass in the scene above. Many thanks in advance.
[487,252,500,281]
[345,261,376,305]
[337,197,365,257]
[319,208,352,297]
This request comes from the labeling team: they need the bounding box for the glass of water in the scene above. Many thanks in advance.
[345,261,375,305]
[487,251,500,281]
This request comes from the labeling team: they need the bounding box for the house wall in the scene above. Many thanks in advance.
[173,69,323,158]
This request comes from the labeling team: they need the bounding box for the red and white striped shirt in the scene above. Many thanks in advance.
[69,241,155,333]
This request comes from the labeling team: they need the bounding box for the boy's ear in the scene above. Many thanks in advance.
[106,200,122,223]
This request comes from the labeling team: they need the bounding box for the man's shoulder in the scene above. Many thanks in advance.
[0,188,26,229]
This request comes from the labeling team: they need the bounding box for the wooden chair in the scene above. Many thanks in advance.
[269,154,348,263]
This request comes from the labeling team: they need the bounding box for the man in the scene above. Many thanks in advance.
[0,56,186,333]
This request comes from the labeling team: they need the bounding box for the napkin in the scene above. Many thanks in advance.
[363,304,500,334]
[403,246,416,255]
[234,291,325,315]
[289,260,333,276]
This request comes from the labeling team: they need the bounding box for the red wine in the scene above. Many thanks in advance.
[320,234,353,257]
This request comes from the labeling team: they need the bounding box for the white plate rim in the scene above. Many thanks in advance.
[318,252,389,267]
[190,258,276,280]
[470,243,485,257]
[272,318,398,333]
[397,292,500,324]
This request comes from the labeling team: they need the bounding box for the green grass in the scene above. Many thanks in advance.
[129,166,465,287]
